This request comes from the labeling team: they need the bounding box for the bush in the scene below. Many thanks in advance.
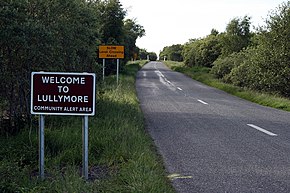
[0,0,102,135]
[159,44,183,61]
[182,34,222,67]
[211,50,249,82]
[0,0,146,135]
[212,2,290,97]
[229,2,290,96]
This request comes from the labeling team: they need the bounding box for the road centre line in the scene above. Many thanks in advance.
[247,124,277,136]
[154,68,206,103]
[153,67,182,92]
[155,70,164,78]
[197,99,208,105]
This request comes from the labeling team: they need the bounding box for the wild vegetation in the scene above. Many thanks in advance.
[161,2,290,98]
[0,0,157,135]
[0,61,174,192]
[138,48,158,61]
[159,44,183,62]
[0,1,166,191]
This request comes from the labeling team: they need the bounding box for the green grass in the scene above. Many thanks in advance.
[0,60,174,193]
[165,60,290,112]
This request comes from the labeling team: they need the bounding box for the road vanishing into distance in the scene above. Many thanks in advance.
[136,62,290,193]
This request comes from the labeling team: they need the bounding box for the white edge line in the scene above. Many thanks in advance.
[197,99,208,105]
[247,124,277,136]
[177,87,182,91]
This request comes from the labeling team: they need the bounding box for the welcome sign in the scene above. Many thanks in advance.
[31,72,96,116]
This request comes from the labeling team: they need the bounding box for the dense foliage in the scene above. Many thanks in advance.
[214,2,290,96]
[220,16,253,56]
[0,0,145,134]
[162,1,289,97]
[139,48,157,61]
[159,44,183,62]
[182,33,222,67]
[0,61,174,192]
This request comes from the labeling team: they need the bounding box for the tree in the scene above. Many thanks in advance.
[123,19,145,61]
[0,0,146,135]
[0,0,101,134]
[210,28,219,36]
[148,52,157,61]
[137,49,157,61]
[222,2,290,97]
[159,44,183,62]
[246,2,289,96]
[98,0,126,44]
[211,50,249,82]
[221,16,252,56]
[97,1,145,73]
[182,34,222,67]
[138,48,148,60]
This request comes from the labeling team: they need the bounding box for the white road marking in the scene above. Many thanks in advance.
[157,70,162,76]
[155,70,165,78]
[168,173,193,180]
[197,99,208,105]
[154,69,181,91]
[247,124,277,136]
[143,71,147,77]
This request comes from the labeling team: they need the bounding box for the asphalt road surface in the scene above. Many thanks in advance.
[136,61,290,193]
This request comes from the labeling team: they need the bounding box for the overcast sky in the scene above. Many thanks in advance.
[119,0,285,54]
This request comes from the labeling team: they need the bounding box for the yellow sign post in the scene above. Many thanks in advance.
[99,45,125,84]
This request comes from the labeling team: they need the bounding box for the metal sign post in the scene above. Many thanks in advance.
[98,45,124,85]
[102,59,105,82]
[39,115,45,180]
[117,59,119,85]
[82,116,89,180]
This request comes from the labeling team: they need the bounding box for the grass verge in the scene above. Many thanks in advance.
[0,60,174,192]
[165,60,290,112]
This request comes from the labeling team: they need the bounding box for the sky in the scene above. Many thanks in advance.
[119,0,285,55]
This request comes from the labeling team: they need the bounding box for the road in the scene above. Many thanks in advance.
[136,61,290,193]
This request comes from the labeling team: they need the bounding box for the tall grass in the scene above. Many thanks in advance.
[165,61,290,112]
[0,60,174,192]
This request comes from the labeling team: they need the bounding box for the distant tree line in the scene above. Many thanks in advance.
[0,0,145,135]
[160,2,289,98]
[159,44,183,62]
[138,48,157,61]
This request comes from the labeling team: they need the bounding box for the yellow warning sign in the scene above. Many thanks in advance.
[99,45,124,59]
